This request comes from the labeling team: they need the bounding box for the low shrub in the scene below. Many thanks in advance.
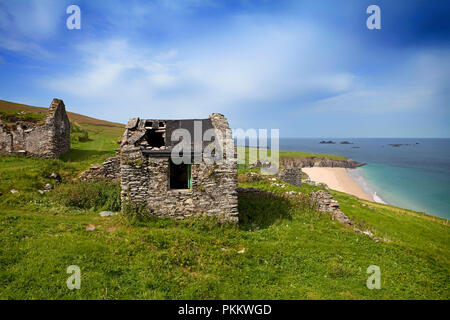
[238,171,264,183]
[70,121,90,142]
[121,200,150,223]
[302,171,309,180]
[50,181,121,212]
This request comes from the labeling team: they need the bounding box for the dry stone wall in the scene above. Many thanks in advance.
[309,190,352,225]
[309,190,390,242]
[79,156,120,182]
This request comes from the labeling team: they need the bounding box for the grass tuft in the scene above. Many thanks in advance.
[50,181,121,212]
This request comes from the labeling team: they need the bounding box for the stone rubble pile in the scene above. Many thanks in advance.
[238,171,264,183]
[78,156,120,182]
[236,187,275,196]
[271,182,286,188]
[302,178,329,189]
[250,160,272,169]
[309,190,352,225]
[309,190,390,242]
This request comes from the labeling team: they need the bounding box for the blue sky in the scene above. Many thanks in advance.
[0,0,449,137]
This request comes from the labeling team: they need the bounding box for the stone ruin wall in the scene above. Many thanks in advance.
[0,98,70,158]
[79,156,121,182]
[278,167,302,187]
[120,113,239,222]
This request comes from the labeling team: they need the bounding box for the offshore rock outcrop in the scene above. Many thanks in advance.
[281,157,365,169]
[0,98,70,158]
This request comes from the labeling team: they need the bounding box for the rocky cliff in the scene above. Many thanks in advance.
[280,157,365,169]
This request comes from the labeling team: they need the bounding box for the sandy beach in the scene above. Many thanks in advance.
[302,167,373,201]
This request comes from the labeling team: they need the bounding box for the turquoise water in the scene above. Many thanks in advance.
[276,138,450,220]
[358,164,449,219]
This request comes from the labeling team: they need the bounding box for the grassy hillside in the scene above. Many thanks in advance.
[0,99,125,128]
[237,146,348,162]
[0,101,448,300]
[0,100,124,174]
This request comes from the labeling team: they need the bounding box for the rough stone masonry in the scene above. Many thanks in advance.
[79,156,121,182]
[278,167,302,187]
[0,98,70,158]
[119,113,239,222]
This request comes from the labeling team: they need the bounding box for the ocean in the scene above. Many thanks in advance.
[278,138,450,220]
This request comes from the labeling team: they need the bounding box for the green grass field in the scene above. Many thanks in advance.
[0,100,448,299]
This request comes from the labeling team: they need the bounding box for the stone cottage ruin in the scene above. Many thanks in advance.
[0,98,70,158]
[120,113,238,222]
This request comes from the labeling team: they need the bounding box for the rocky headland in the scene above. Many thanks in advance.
[281,157,365,169]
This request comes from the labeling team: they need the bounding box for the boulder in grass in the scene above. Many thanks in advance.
[363,230,374,237]
[86,224,96,231]
[49,172,61,182]
[10,189,18,194]
[99,211,115,217]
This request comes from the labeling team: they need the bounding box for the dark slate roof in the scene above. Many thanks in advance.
[142,118,216,156]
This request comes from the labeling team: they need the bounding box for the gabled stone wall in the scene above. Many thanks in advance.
[120,113,238,222]
[0,99,70,158]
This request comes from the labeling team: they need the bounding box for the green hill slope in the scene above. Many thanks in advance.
[0,99,124,169]
[0,99,124,128]
[0,101,448,300]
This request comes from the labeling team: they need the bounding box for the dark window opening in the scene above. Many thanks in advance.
[169,160,191,189]
[145,129,165,147]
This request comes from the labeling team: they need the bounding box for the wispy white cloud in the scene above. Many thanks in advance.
[302,87,435,114]
[43,17,359,121]
[0,0,68,56]
[300,49,450,114]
